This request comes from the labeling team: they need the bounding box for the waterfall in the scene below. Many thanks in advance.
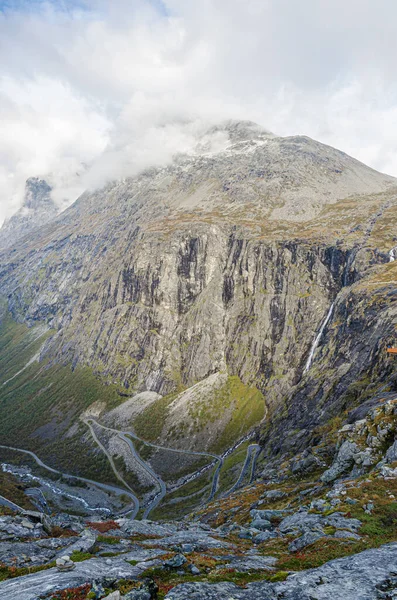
[304,302,335,373]
[343,250,357,287]
[389,247,397,262]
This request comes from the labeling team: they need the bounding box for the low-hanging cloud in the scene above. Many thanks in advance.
[1,0,397,224]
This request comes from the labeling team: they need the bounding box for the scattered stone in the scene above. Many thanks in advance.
[238,528,254,540]
[262,489,286,500]
[250,509,288,521]
[91,580,106,598]
[56,555,75,572]
[56,528,97,558]
[288,531,325,552]
[324,513,361,532]
[250,518,272,531]
[380,465,397,478]
[254,531,278,544]
[188,564,200,575]
[278,510,322,534]
[124,591,151,600]
[20,519,34,530]
[219,554,277,572]
[291,454,318,474]
[164,554,187,569]
[333,530,361,540]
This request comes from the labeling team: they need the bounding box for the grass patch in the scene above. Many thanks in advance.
[0,310,130,488]
[133,393,178,441]
[0,560,56,582]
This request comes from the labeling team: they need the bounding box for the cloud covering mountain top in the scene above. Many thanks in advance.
[1,0,397,224]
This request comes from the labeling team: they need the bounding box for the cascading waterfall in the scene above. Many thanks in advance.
[304,302,335,373]
[343,249,357,286]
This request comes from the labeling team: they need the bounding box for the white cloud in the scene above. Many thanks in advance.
[0,0,397,223]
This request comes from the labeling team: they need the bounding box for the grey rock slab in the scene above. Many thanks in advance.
[262,489,286,499]
[0,539,69,566]
[218,554,277,572]
[164,542,397,600]
[124,591,151,600]
[164,553,187,569]
[250,509,288,521]
[323,514,361,532]
[144,531,231,551]
[119,519,179,537]
[164,581,273,599]
[0,555,144,600]
[333,530,361,540]
[278,510,322,534]
[56,527,97,557]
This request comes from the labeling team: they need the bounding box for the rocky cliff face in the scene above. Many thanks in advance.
[0,177,59,251]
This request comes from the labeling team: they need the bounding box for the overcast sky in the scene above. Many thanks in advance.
[0,0,397,223]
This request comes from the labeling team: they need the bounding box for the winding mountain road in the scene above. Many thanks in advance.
[86,419,223,517]
[223,444,260,497]
[0,443,140,518]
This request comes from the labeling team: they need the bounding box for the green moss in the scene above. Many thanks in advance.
[70,551,92,563]
[267,571,289,582]
[97,535,120,545]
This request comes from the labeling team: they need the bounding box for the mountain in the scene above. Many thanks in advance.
[0,177,59,250]
[0,120,397,514]
[2,119,397,596]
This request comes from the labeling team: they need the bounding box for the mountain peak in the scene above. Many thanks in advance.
[205,119,274,143]
[0,177,58,250]
[23,177,53,211]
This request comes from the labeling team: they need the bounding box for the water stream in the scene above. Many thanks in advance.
[304,302,335,373]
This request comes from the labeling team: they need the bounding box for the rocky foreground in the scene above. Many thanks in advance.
[2,398,397,600]
[0,507,397,600]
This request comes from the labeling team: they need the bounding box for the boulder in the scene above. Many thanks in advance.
[164,554,187,569]
[385,440,397,464]
[254,531,278,543]
[278,510,322,535]
[321,441,359,483]
[250,518,273,531]
[288,531,325,552]
[250,509,287,521]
